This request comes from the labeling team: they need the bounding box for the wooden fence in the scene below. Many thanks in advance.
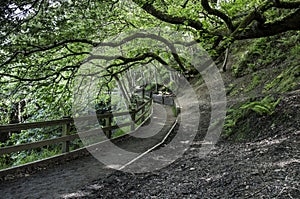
[0,99,152,156]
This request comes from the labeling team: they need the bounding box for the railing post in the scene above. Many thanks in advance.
[62,117,71,153]
[150,99,153,115]
[131,110,135,131]
[141,104,145,122]
[142,87,145,100]
[105,116,112,139]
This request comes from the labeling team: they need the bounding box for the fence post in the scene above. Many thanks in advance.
[142,88,145,100]
[105,116,112,139]
[141,104,145,122]
[62,117,71,153]
[131,110,135,131]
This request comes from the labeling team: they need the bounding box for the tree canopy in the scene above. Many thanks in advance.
[0,0,299,122]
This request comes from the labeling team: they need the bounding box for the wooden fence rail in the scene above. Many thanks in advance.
[0,99,152,156]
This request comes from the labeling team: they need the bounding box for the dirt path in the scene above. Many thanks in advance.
[0,92,299,199]
[71,92,299,198]
[0,104,177,199]
[77,130,299,198]
[66,93,299,198]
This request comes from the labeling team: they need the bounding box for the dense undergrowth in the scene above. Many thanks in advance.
[0,126,83,170]
[223,31,300,141]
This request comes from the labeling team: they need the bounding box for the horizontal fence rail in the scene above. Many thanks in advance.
[0,118,73,133]
[0,99,152,158]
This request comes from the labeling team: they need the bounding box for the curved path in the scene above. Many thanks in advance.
[2,93,298,198]
[0,103,177,199]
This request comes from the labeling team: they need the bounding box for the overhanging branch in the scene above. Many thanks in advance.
[274,0,300,9]
[104,52,168,69]
[132,0,205,31]
[236,8,300,40]
[201,0,234,32]
[1,39,98,68]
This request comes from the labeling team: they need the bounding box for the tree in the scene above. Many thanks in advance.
[0,0,299,123]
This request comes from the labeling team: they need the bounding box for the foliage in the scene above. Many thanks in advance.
[171,105,179,117]
[241,96,281,115]
[264,64,300,93]
[245,73,262,93]
[0,147,61,170]
[112,127,130,139]
[0,0,298,125]
[0,125,83,170]
[227,31,299,101]
[5,127,61,146]
[1,0,299,91]
[232,37,274,77]
[0,155,11,170]
[224,95,281,138]
[0,0,300,168]
[11,148,61,167]
[223,107,247,138]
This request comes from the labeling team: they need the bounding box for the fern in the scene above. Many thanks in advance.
[241,96,281,115]
[223,96,281,138]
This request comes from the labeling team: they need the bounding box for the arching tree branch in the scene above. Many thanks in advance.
[236,8,300,40]
[274,0,300,9]
[201,0,234,32]
[132,0,205,31]
[1,39,98,67]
